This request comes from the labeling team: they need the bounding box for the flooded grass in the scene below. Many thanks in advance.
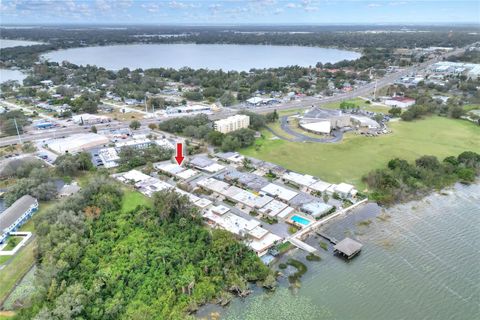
[376,213,391,222]
[356,219,372,227]
[319,241,329,251]
[306,254,321,261]
[286,259,308,283]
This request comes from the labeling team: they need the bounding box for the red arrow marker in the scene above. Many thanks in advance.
[174,142,185,165]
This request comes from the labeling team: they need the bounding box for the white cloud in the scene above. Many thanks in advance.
[368,3,382,8]
[274,8,284,15]
[304,6,319,12]
[389,1,407,6]
[286,3,298,9]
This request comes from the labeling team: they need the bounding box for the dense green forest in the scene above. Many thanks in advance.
[14,179,271,319]
[364,151,480,204]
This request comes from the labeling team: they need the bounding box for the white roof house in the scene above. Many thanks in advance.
[211,205,230,215]
[335,183,357,197]
[282,172,318,188]
[277,206,295,220]
[260,183,298,202]
[248,232,282,256]
[197,178,230,194]
[230,189,273,209]
[258,200,289,217]
[176,169,198,180]
[308,180,332,193]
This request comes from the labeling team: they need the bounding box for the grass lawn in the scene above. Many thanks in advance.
[463,104,480,112]
[0,240,35,305]
[241,116,480,190]
[121,190,152,213]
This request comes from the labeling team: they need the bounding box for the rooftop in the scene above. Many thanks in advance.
[261,183,298,202]
[303,107,343,119]
[334,238,363,258]
[0,195,37,234]
[283,171,317,187]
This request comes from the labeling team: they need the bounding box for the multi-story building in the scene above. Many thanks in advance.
[214,115,250,134]
[0,195,38,244]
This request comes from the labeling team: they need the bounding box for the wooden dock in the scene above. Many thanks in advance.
[289,238,317,253]
[316,231,338,245]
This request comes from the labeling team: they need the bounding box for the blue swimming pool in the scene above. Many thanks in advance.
[291,215,311,226]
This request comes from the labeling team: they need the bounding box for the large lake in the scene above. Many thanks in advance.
[0,69,27,84]
[200,183,480,320]
[42,44,361,71]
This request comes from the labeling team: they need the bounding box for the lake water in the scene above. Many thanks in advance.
[0,39,43,49]
[201,183,480,320]
[42,44,361,71]
[0,68,27,84]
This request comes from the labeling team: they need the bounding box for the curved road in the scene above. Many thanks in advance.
[277,115,343,143]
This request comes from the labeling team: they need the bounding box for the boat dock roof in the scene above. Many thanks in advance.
[333,237,363,259]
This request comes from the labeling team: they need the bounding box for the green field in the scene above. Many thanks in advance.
[0,241,35,305]
[276,98,390,118]
[241,117,480,190]
[121,190,152,213]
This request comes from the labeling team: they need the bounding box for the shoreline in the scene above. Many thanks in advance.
[195,181,480,319]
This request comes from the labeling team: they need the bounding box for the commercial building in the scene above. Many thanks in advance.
[0,195,38,244]
[384,96,416,109]
[98,147,120,168]
[115,137,152,150]
[48,133,109,154]
[72,113,111,125]
[166,104,211,115]
[299,107,351,134]
[214,115,250,134]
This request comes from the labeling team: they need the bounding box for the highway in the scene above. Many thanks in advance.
[0,45,467,148]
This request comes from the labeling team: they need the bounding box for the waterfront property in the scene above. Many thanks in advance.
[288,214,314,228]
[0,195,38,244]
[333,237,363,259]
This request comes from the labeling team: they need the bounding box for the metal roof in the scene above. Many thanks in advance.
[334,238,363,257]
[303,107,343,119]
[0,195,37,233]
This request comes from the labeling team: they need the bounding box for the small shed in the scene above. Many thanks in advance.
[333,237,363,259]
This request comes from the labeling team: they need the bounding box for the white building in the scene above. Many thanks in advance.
[48,133,109,154]
[98,147,120,168]
[214,115,250,134]
[0,195,38,244]
[72,113,111,125]
[115,138,152,150]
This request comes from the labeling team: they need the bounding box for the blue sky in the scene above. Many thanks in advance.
[1,1,479,25]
